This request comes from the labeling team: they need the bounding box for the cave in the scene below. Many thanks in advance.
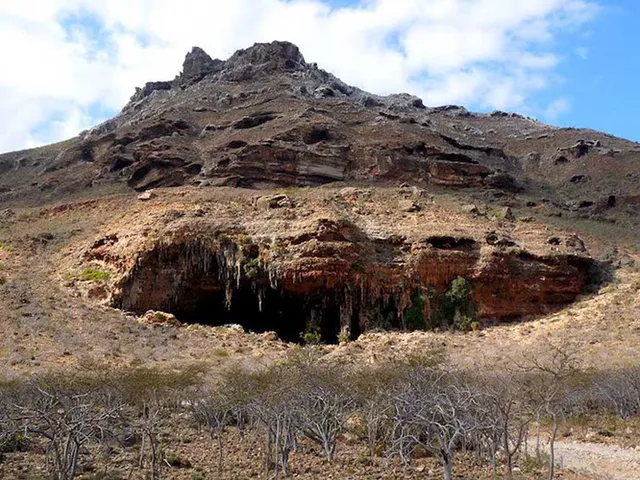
[171,283,344,343]
[116,240,349,343]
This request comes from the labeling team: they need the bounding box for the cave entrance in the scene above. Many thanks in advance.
[172,283,343,344]
[117,240,351,344]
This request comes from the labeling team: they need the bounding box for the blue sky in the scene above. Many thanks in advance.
[0,0,638,153]
[551,1,640,141]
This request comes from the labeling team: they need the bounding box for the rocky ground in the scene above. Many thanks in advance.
[0,183,638,378]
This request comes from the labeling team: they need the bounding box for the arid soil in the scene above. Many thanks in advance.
[551,440,640,480]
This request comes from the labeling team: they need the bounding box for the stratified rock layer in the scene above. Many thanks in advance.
[77,188,598,341]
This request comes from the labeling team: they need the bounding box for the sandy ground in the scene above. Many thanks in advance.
[533,439,640,480]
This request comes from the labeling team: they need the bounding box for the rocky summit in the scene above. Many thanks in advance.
[0,40,638,346]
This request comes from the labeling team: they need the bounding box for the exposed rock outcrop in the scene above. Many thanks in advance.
[174,47,223,87]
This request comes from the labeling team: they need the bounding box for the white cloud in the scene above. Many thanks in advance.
[544,97,571,120]
[576,47,589,59]
[0,0,598,153]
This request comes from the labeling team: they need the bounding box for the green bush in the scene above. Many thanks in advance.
[242,258,261,279]
[1,432,29,453]
[443,277,477,330]
[165,453,192,468]
[403,291,427,331]
[302,328,322,345]
[351,259,366,274]
[470,321,483,332]
[338,327,351,344]
[0,242,14,253]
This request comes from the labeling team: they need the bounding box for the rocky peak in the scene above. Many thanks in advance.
[171,41,308,87]
[227,41,307,72]
[175,46,223,87]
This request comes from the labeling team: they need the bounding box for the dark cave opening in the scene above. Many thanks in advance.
[172,283,343,344]
[116,240,355,344]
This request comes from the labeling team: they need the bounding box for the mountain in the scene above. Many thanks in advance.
[0,41,638,348]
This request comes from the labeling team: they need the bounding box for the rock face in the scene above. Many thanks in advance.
[73,186,601,343]
[2,40,638,221]
[175,47,223,87]
[107,224,594,341]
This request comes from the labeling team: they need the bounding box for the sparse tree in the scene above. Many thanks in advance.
[388,363,483,480]
[189,387,232,473]
[483,371,533,479]
[352,362,398,457]
[117,365,205,480]
[594,367,640,419]
[522,341,583,480]
[248,364,300,480]
[14,377,123,480]
[295,362,355,462]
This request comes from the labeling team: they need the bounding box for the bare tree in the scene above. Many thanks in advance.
[189,387,232,473]
[117,365,205,480]
[522,341,583,480]
[248,364,300,480]
[294,362,355,462]
[593,367,640,419]
[352,363,397,457]
[388,364,483,480]
[15,378,123,480]
[0,381,22,458]
[483,372,533,479]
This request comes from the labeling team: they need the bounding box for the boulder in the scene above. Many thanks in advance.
[138,191,156,201]
[257,194,294,209]
[497,207,515,222]
[398,199,421,213]
[140,311,181,327]
[462,204,485,216]
[484,172,521,193]
[485,231,518,248]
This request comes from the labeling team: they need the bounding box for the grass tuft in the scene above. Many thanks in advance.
[79,268,111,282]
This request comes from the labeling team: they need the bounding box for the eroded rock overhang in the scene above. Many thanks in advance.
[97,218,597,342]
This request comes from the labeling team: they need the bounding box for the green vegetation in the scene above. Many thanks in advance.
[242,258,261,279]
[338,327,351,344]
[351,259,367,273]
[0,241,14,253]
[79,267,111,282]
[430,276,478,331]
[301,327,322,345]
[403,290,428,330]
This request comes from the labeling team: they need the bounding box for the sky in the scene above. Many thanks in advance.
[0,0,637,154]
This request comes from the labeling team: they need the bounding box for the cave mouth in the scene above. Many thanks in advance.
[171,282,347,344]
[116,239,365,344]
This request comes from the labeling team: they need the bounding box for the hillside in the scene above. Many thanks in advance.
[0,40,638,361]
